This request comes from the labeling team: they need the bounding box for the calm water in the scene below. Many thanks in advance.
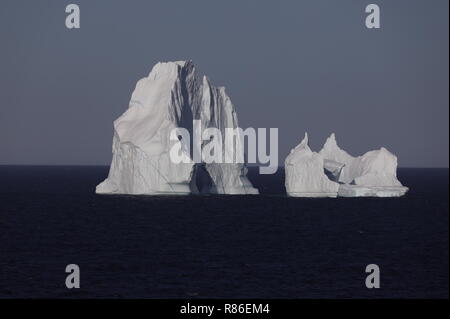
[0,166,448,298]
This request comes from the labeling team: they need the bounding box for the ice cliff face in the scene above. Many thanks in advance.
[286,133,408,197]
[285,133,339,197]
[96,61,258,195]
[319,134,355,184]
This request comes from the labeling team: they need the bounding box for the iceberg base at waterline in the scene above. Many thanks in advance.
[337,184,409,197]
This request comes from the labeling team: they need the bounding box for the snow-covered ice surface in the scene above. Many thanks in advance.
[285,133,339,197]
[286,133,408,197]
[97,61,258,195]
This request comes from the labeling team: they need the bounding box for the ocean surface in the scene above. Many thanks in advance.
[0,166,448,298]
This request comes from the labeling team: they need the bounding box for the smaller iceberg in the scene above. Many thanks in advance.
[285,133,340,197]
[286,133,409,197]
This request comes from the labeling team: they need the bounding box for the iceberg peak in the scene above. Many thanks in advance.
[322,133,343,153]
[292,132,309,152]
[319,133,354,169]
[301,132,309,146]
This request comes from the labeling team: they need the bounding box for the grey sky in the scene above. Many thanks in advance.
[0,0,448,167]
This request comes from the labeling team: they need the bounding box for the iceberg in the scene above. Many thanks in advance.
[319,134,408,197]
[286,133,408,198]
[285,133,340,197]
[96,61,258,195]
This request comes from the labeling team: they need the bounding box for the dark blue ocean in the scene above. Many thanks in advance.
[0,166,448,298]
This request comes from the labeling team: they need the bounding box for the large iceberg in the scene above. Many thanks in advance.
[96,61,258,195]
[285,133,408,197]
[285,133,339,197]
